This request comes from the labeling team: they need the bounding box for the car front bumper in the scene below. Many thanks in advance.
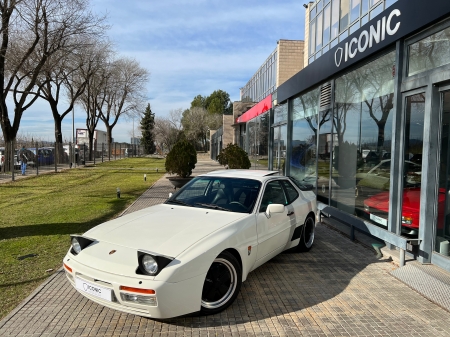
[63,254,205,319]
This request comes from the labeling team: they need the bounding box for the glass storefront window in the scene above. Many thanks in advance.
[246,113,270,170]
[332,51,395,223]
[317,110,333,204]
[274,102,288,124]
[400,93,425,236]
[290,88,320,189]
[272,125,287,175]
[408,26,450,76]
[437,90,450,256]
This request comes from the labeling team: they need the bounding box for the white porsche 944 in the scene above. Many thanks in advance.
[63,170,316,319]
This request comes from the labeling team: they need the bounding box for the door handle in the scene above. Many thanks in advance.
[287,211,295,216]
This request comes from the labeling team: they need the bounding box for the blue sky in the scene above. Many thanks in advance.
[14,0,306,143]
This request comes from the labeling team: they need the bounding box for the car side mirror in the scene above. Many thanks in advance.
[169,193,173,198]
[265,204,285,218]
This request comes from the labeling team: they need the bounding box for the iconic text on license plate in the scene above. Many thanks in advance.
[370,213,388,227]
[75,278,112,301]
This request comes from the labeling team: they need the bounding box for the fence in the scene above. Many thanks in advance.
[0,141,143,182]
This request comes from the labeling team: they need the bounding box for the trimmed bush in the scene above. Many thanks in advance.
[217,143,251,169]
[165,140,197,177]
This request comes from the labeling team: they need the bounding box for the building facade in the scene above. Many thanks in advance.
[229,40,305,168]
[267,0,450,271]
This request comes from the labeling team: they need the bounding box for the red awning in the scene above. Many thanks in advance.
[236,94,272,124]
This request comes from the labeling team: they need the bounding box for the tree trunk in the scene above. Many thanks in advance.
[53,114,66,164]
[0,107,21,173]
[105,124,113,159]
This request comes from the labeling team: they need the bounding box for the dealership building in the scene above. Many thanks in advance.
[230,0,450,272]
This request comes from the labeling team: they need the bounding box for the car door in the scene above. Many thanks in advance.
[255,180,293,264]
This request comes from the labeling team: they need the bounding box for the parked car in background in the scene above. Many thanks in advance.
[355,160,421,195]
[364,187,445,236]
[363,150,381,165]
[63,170,316,319]
[410,153,422,165]
[27,148,54,166]
[125,147,137,157]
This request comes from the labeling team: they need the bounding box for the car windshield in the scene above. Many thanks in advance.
[166,177,261,213]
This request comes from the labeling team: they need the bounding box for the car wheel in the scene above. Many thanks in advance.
[297,215,315,252]
[200,251,242,315]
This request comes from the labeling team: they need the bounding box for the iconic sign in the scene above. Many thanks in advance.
[335,9,401,67]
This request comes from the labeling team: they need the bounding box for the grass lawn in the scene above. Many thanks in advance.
[0,157,166,320]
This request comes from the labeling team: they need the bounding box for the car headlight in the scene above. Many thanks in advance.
[71,237,82,254]
[137,250,174,276]
[142,255,158,274]
[70,235,95,255]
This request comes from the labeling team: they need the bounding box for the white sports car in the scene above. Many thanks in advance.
[63,170,316,319]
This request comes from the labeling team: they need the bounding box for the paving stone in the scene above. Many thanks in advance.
[1,160,450,336]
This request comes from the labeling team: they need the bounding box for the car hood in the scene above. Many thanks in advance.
[83,204,248,258]
[365,188,422,213]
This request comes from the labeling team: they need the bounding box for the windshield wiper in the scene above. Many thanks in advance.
[195,203,230,211]
[167,200,191,207]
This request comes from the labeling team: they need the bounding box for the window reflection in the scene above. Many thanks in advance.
[272,125,287,175]
[332,51,395,222]
[290,88,320,192]
[247,113,270,170]
[394,93,425,237]
[340,0,350,33]
[317,109,333,204]
[437,91,450,256]
[408,26,450,76]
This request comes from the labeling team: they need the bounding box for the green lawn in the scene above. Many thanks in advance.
[0,157,166,320]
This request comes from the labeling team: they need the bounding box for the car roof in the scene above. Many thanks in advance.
[200,169,281,181]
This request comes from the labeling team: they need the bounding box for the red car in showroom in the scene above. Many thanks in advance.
[364,187,446,235]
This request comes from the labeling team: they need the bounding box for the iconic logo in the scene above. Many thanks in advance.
[83,282,101,294]
[334,8,401,68]
[109,250,116,255]
[335,47,343,67]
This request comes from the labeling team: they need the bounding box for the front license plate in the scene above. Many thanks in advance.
[75,277,112,302]
[370,213,388,227]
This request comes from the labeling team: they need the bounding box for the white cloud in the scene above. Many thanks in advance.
[1,0,306,143]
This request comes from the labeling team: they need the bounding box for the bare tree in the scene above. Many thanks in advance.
[25,40,111,161]
[79,55,111,161]
[154,109,183,153]
[96,57,149,152]
[0,0,105,170]
[182,107,210,151]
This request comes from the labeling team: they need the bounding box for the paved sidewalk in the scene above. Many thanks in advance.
[1,160,450,337]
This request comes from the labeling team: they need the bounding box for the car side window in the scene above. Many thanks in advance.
[259,181,287,213]
[280,180,299,203]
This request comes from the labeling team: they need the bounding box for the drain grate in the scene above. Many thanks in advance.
[391,263,450,312]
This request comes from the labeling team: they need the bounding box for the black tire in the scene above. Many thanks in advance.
[200,251,242,315]
[297,215,315,252]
